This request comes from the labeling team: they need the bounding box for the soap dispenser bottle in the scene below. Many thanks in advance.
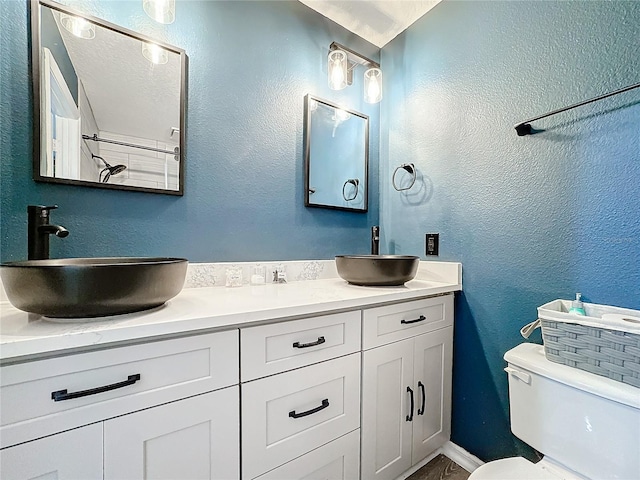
[569,293,587,316]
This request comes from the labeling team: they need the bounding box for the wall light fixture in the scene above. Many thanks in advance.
[60,13,95,39]
[143,0,175,24]
[328,42,382,104]
[142,42,169,65]
[328,49,348,90]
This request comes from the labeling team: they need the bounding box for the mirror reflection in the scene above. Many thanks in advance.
[33,0,186,195]
[304,95,369,212]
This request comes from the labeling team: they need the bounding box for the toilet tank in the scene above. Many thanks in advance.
[504,344,640,480]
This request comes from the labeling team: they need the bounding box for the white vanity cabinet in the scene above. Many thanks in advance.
[0,281,460,480]
[361,295,454,480]
[0,330,240,480]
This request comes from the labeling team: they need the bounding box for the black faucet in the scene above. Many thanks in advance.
[28,205,69,260]
[371,226,380,255]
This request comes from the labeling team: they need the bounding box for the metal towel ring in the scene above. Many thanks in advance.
[342,178,359,201]
[392,163,416,191]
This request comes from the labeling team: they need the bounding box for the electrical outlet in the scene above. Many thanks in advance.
[425,233,439,256]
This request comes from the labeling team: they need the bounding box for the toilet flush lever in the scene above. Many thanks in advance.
[504,367,531,384]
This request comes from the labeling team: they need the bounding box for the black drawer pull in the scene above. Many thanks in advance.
[401,315,426,325]
[418,381,426,415]
[293,336,326,349]
[289,399,330,419]
[51,374,141,402]
[406,386,414,422]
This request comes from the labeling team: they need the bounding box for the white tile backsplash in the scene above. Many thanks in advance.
[184,260,338,288]
[182,259,460,288]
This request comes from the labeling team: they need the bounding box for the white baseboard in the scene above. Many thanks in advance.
[440,441,485,473]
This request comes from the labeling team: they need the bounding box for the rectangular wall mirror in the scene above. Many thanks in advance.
[31,0,187,195]
[304,95,369,212]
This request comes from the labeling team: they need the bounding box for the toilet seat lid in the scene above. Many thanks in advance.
[469,457,562,480]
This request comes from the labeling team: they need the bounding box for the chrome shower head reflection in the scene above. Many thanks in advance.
[92,154,127,183]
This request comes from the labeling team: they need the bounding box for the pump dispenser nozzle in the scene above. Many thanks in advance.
[569,293,587,316]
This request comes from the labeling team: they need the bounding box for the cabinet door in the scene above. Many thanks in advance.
[0,423,102,480]
[361,338,414,480]
[104,387,239,480]
[412,326,453,463]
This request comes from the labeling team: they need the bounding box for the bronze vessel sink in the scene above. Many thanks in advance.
[0,257,188,318]
[335,255,420,286]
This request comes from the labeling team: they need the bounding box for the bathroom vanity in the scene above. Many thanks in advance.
[0,261,461,480]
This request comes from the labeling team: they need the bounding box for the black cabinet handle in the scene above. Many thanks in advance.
[289,399,330,419]
[418,381,426,415]
[292,336,326,349]
[51,374,141,402]
[401,315,426,325]
[406,386,414,422]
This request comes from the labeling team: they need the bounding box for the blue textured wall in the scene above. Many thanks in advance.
[381,1,640,461]
[0,0,379,261]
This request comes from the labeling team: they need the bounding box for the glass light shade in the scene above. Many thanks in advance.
[334,109,350,122]
[143,0,175,24]
[60,14,95,39]
[328,49,348,90]
[142,42,169,65]
[364,68,382,103]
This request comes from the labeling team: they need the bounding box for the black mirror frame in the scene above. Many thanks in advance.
[30,0,188,196]
[303,94,369,213]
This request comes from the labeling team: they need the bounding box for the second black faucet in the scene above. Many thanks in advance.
[371,226,380,255]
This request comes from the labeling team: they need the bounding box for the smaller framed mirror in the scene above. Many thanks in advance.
[304,95,369,212]
[31,0,187,195]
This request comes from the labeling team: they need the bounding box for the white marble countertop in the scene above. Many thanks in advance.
[0,262,461,363]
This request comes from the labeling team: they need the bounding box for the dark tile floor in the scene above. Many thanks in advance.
[407,454,471,480]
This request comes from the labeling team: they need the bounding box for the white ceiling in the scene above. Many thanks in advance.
[298,0,441,48]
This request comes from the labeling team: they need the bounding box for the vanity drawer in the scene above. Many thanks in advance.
[0,330,239,449]
[362,295,454,349]
[242,353,360,479]
[252,429,360,480]
[241,310,361,381]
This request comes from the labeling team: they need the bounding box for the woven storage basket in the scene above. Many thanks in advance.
[522,300,640,388]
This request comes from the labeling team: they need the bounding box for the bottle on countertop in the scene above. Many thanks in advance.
[569,293,587,316]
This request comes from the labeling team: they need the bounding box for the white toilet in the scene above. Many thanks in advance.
[469,343,640,480]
